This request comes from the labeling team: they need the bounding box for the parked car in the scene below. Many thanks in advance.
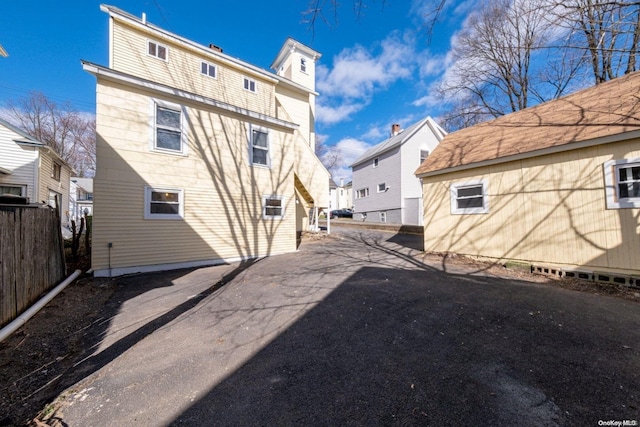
[330,209,353,219]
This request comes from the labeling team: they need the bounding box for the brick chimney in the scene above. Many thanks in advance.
[391,123,401,136]
[209,44,223,53]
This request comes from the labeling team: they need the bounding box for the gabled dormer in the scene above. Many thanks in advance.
[271,38,320,92]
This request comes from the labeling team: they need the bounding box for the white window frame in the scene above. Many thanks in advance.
[450,180,489,215]
[52,162,61,181]
[243,77,257,93]
[380,212,387,223]
[420,149,429,164]
[263,195,285,220]
[144,186,184,220]
[377,183,387,193]
[604,158,640,209]
[150,99,188,156]
[200,61,217,79]
[249,124,270,167]
[147,40,168,61]
[373,157,379,168]
[0,185,26,197]
[300,57,307,73]
[356,188,369,199]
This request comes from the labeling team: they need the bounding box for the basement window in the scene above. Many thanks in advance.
[604,158,640,208]
[450,180,489,215]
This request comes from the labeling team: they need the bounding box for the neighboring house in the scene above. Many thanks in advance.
[0,117,72,227]
[416,71,640,280]
[69,177,93,224]
[83,5,329,277]
[351,117,446,225]
[329,178,352,211]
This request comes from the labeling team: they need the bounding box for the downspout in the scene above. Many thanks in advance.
[0,269,82,344]
[327,207,330,235]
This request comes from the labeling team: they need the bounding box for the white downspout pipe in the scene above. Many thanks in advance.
[327,208,330,235]
[0,269,82,343]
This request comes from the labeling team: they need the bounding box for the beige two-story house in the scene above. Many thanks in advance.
[83,5,329,277]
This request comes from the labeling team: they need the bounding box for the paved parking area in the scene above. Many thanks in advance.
[52,227,640,426]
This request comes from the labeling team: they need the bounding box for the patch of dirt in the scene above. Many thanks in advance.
[0,254,116,427]
[424,251,640,302]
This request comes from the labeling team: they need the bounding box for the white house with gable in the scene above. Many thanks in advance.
[351,117,446,225]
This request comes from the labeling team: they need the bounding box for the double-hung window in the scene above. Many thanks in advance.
[148,40,167,60]
[300,58,307,73]
[201,61,216,78]
[604,158,640,208]
[420,149,429,164]
[153,100,186,155]
[373,157,379,168]
[450,180,489,214]
[250,125,269,167]
[243,77,257,93]
[263,195,284,219]
[145,187,184,219]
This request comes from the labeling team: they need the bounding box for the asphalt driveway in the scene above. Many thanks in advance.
[51,227,640,426]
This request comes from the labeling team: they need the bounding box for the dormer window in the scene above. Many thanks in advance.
[147,40,167,60]
[300,57,307,73]
[243,77,257,93]
[201,61,216,78]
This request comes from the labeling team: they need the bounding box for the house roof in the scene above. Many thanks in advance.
[0,117,44,146]
[351,116,446,167]
[271,38,321,71]
[0,117,74,172]
[99,4,318,96]
[416,71,640,177]
[72,177,93,193]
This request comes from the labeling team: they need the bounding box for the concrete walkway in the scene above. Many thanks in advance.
[51,227,640,426]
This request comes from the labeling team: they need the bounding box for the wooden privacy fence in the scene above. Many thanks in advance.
[0,205,65,328]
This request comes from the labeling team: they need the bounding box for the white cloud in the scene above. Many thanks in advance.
[316,31,418,126]
[316,102,365,125]
[325,137,372,181]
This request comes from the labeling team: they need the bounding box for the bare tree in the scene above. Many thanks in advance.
[6,92,96,176]
[551,0,640,84]
[437,0,574,126]
[315,134,343,176]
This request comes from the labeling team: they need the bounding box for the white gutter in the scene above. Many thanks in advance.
[0,269,82,343]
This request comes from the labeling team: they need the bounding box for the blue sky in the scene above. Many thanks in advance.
[0,0,471,181]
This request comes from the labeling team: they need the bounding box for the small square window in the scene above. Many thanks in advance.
[148,40,168,60]
[52,162,61,181]
[377,183,386,193]
[243,77,257,93]
[450,180,489,214]
[263,195,284,219]
[373,158,379,168]
[201,61,216,78]
[604,158,640,208]
[145,187,184,219]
